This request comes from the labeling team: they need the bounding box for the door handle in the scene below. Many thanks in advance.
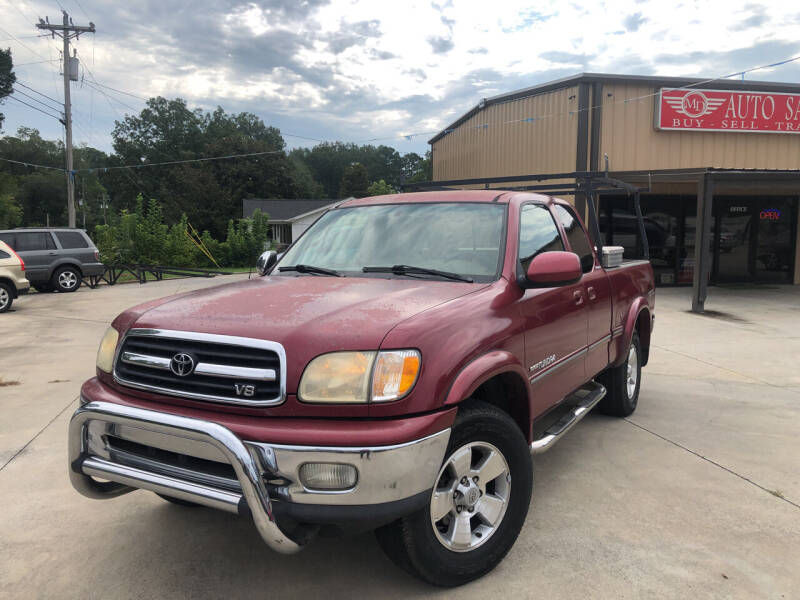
[48,252,57,255]
[587,286,596,300]
[573,290,584,305]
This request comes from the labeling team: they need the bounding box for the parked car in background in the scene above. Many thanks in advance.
[0,240,30,312]
[0,228,103,293]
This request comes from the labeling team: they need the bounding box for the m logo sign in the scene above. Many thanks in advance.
[657,88,800,133]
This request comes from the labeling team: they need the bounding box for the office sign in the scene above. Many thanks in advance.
[656,88,800,133]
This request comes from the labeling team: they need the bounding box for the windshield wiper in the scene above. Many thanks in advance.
[278,264,342,277]
[362,264,473,283]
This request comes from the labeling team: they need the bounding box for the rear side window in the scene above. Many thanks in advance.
[0,250,9,259]
[518,204,564,270]
[56,231,90,249]
[15,232,56,251]
[554,205,595,273]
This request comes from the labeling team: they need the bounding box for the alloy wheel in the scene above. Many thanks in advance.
[626,343,638,398]
[430,441,511,552]
[59,270,78,290]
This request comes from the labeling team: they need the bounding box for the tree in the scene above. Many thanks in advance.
[0,48,15,131]
[339,163,369,198]
[366,179,395,196]
[0,173,21,228]
[108,98,304,237]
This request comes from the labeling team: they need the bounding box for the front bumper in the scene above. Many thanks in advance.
[69,400,450,552]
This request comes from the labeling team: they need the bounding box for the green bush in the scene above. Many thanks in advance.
[93,195,270,268]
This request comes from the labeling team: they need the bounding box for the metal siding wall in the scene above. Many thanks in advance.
[600,83,800,171]
[432,87,579,180]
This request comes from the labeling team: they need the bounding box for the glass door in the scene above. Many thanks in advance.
[754,198,796,283]
[713,199,754,282]
[712,197,798,283]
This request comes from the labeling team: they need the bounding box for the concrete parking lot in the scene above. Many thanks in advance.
[1,278,798,599]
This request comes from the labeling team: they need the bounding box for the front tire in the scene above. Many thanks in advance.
[376,400,532,587]
[598,331,641,417]
[52,266,81,293]
[0,282,13,313]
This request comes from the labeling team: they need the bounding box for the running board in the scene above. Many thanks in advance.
[530,381,606,455]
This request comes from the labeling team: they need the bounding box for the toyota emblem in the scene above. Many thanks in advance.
[170,353,195,377]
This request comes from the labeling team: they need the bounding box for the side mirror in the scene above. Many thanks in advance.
[522,251,582,288]
[256,250,277,276]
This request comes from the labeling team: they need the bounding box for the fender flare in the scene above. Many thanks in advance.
[443,350,530,407]
[613,299,652,367]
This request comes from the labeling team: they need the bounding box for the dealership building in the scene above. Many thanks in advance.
[426,73,800,291]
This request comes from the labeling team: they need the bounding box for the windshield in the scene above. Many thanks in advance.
[277,202,506,282]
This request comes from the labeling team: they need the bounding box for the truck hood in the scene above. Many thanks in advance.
[128,275,482,391]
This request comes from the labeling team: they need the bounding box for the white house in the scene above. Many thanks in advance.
[242,199,343,249]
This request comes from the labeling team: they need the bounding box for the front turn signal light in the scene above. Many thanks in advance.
[371,350,421,402]
[96,327,120,373]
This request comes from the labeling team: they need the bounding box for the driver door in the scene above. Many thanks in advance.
[517,203,588,416]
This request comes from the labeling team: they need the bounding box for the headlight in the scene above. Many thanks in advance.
[298,349,421,404]
[96,327,120,373]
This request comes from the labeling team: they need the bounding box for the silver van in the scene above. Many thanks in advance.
[0,228,104,293]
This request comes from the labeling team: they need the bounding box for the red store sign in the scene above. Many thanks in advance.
[656,88,800,133]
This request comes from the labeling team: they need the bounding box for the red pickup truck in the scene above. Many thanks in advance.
[70,190,654,586]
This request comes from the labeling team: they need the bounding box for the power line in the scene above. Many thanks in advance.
[0,34,47,41]
[72,0,90,21]
[85,79,147,101]
[14,80,62,107]
[12,59,60,67]
[13,86,62,113]
[409,53,800,144]
[83,80,138,111]
[77,150,284,173]
[0,25,50,61]
[0,156,64,171]
[6,95,64,122]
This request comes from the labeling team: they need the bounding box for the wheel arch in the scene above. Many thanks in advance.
[613,299,652,368]
[443,350,532,442]
[0,276,17,298]
[51,260,84,278]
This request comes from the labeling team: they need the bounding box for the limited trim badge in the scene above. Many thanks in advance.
[529,354,556,372]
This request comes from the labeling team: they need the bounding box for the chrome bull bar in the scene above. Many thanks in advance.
[69,400,302,554]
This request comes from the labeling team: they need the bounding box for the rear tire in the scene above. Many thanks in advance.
[376,400,532,587]
[0,282,13,313]
[597,331,641,417]
[52,266,81,293]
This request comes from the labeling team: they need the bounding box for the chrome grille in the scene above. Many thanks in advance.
[113,329,286,406]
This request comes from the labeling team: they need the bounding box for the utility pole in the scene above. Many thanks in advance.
[37,11,95,228]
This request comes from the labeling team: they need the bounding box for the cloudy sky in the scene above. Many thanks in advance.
[2,0,800,156]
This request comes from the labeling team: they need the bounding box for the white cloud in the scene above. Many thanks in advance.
[2,0,799,154]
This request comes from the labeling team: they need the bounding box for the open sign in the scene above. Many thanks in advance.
[760,208,782,220]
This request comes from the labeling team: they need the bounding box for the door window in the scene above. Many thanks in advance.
[55,231,89,249]
[14,232,56,251]
[554,205,594,272]
[518,204,564,270]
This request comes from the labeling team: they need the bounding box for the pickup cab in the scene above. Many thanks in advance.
[69,191,655,587]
